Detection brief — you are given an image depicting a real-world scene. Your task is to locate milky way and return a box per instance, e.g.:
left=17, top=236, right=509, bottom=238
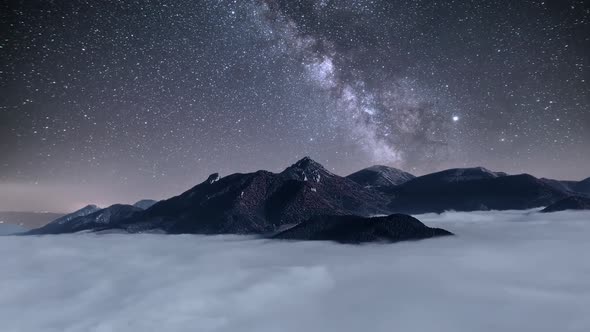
left=1, top=0, right=588, bottom=211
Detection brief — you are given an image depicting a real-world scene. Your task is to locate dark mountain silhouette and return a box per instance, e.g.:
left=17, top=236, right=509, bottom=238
left=404, top=167, right=507, bottom=185
left=273, top=214, right=453, bottom=244
left=388, top=168, right=568, bottom=213
left=26, top=204, right=141, bottom=235
left=541, top=196, right=590, bottom=213
left=25, top=158, right=586, bottom=239
left=47, top=204, right=100, bottom=225
left=121, top=157, right=392, bottom=234
left=540, top=178, right=577, bottom=192
left=540, top=178, right=590, bottom=197
left=346, top=165, right=415, bottom=189
left=572, top=178, right=590, bottom=195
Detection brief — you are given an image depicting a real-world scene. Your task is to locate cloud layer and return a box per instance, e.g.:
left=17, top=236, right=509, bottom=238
left=1, top=209, right=590, bottom=331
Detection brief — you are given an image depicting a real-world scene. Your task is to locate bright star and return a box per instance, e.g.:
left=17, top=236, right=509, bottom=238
left=452, top=116, right=459, bottom=122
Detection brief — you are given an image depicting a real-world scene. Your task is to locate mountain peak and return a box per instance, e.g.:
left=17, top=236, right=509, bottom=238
left=281, top=157, right=330, bottom=182
left=205, top=173, right=221, bottom=184
left=292, top=156, right=325, bottom=170
left=44, top=204, right=101, bottom=226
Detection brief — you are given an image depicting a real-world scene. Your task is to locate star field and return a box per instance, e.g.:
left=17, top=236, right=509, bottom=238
left=1, top=0, right=588, bottom=211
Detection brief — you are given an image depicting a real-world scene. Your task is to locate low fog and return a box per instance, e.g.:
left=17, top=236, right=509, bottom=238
left=1, top=209, right=589, bottom=332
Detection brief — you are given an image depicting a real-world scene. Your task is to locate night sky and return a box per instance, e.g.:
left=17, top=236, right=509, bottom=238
left=1, top=0, right=588, bottom=212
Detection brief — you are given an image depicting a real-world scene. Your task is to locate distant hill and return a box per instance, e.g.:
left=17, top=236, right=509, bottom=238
left=388, top=169, right=568, bottom=214
left=542, top=196, right=590, bottom=213
left=346, top=165, right=415, bottom=189
left=26, top=204, right=141, bottom=235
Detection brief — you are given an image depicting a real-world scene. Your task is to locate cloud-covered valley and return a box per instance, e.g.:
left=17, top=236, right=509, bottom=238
left=1, top=209, right=590, bottom=332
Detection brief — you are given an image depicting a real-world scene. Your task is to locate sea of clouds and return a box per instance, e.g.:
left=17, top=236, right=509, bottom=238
left=1, top=209, right=590, bottom=332
left=0, top=223, right=27, bottom=236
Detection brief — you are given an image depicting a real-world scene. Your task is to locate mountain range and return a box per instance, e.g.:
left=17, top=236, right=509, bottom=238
left=22, top=157, right=589, bottom=242
left=385, top=168, right=572, bottom=213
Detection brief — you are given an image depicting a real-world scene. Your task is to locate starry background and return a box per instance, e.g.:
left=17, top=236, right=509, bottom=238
left=1, top=0, right=588, bottom=211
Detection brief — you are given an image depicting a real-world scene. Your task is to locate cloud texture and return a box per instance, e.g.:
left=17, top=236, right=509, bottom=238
left=1, top=209, right=590, bottom=332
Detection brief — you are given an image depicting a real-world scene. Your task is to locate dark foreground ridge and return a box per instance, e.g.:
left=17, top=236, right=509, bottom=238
left=541, top=196, right=590, bottom=213
left=274, top=214, right=453, bottom=244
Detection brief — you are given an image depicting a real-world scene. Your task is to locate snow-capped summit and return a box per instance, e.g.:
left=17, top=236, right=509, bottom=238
left=291, top=156, right=324, bottom=170
left=281, top=156, right=332, bottom=182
